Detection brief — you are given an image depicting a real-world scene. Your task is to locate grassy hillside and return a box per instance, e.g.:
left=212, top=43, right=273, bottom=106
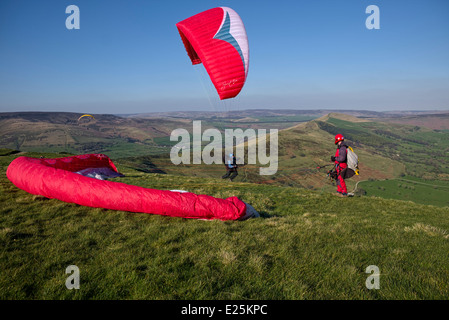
left=359, top=176, right=449, bottom=207
left=269, top=113, right=449, bottom=207
left=0, top=112, right=189, bottom=158
left=1, top=110, right=448, bottom=207
left=315, top=115, right=449, bottom=179
left=379, top=113, right=449, bottom=130
left=146, top=112, right=411, bottom=195
left=274, top=118, right=406, bottom=189
left=0, top=111, right=319, bottom=158
left=1, top=152, right=449, bottom=300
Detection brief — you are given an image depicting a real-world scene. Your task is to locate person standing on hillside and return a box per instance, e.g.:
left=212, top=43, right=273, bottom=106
left=222, top=153, right=238, bottom=181
left=331, top=134, right=348, bottom=197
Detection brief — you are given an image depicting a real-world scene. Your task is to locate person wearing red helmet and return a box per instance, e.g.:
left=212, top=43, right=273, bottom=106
left=331, top=134, right=348, bottom=197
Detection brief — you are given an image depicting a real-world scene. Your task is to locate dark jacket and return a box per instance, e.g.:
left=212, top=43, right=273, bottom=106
left=224, top=155, right=237, bottom=171
left=334, top=142, right=348, bottom=169
left=335, top=142, right=356, bottom=179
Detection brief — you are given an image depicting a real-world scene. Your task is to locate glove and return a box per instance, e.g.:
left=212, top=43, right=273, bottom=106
left=331, top=156, right=336, bottom=162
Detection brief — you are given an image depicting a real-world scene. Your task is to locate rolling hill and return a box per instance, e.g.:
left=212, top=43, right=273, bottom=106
left=1, top=110, right=449, bottom=206
left=0, top=112, right=189, bottom=158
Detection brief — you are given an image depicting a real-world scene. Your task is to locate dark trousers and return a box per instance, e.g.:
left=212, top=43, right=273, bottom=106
left=222, top=169, right=238, bottom=181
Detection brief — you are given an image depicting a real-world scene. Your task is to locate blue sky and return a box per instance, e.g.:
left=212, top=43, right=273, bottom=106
left=0, top=0, right=448, bottom=114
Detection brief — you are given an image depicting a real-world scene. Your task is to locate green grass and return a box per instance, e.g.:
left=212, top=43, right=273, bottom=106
left=1, top=152, right=449, bottom=299
left=360, top=176, right=449, bottom=207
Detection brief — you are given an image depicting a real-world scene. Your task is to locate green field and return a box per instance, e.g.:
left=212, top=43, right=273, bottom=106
left=360, top=176, right=449, bottom=207
left=1, top=152, right=449, bottom=300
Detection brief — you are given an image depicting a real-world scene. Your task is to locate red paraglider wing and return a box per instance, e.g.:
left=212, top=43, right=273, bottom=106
left=176, top=7, right=249, bottom=100
left=6, top=154, right=247, bottom=221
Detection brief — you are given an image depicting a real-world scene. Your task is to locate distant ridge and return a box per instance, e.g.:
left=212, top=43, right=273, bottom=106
left=314, top=113, right=370, bottom=123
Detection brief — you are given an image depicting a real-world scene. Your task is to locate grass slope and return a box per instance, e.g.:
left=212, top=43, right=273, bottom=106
left=360, top=176, right=449, bottom=207
left=318, top=116, right=449, bottom=179
left=276, top=114, right=449, bottom=206
left=1, top=152, right=448, bottom=299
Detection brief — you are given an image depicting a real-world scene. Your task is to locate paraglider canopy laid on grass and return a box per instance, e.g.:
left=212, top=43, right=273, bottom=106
left=6, top=154, right=259, bottom=221
left=176, top=7, right=249, bottom=100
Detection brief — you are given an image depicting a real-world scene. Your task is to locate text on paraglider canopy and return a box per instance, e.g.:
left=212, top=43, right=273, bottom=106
left=170, top=121, right=278, bottom=175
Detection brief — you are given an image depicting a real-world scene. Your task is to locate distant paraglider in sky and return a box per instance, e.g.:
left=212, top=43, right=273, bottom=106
left=176, top=7, right=249, bottom=100
left=78, top=114, right=95, bottom=122
left=77, top=114, right=96, bottom=130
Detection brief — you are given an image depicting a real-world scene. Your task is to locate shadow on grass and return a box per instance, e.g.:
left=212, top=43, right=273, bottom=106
left=0, top=149, right=21, bottom=156
left=256, top=211, right=277, bottom=219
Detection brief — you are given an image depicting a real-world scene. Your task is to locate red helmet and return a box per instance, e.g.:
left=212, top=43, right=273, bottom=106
left=335, top=134, right=344, bottom=144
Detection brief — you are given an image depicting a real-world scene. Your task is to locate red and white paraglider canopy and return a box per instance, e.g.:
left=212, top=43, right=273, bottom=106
left=176, top=7, right=249, bottom=100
